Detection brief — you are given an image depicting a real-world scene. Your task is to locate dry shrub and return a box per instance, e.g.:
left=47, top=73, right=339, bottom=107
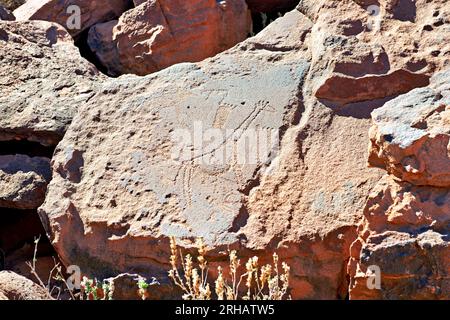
left=168, top=237, right=291, bottom=300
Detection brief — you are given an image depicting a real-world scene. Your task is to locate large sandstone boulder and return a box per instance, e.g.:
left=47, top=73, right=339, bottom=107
left=40, top=9, right=314, bottom=297
left=87, top=0, right=252, bottom=76
left=38, top=0, right=450, bottom=300
left=13, top=0, right=131, bottom=37
left=0, top=271, right=53, bottom=300
left=369, top=70, right=450, bottom=187
left=308, top=0, right=449, bottom=105
left=242, top=0, right=448, bottom=298
left=0, top=21, right=102, bottom=146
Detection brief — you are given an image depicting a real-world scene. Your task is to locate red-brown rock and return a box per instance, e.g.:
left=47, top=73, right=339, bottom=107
left=87, top=0, right=252, bottom=76
left=348, top=175, right=449, bottom=299
left=13, top=0, right=131, bottom=37
left=0, top=271, right=53, bottom=300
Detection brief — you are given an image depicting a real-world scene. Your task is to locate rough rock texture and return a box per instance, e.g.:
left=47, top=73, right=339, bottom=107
left=308, top=0, right=450, bottom=106
left=348, top=175, right=449, bottom=299
left=40, top=9, right=314, bottom=297
left=13, top=0, right=131, bottom=37
left=348, top=70, right=449, bottom=300
left=38, top=0, right=450, bottom=300
left=0, top=21, right=102, bottom=278
left=369, top=70, right=450, bottom=187
left=0, top=21, right=102, bottom=146
left=0, top=271, right=53, bottom=300
left=0, top=292, right=7, bottom=300
left=246, top=0, right=299, bottom=13
left=0, top=155, right=51, bottom=209
left=0, top=4, right=14, bottom=20
left=87, top=0, right=252, bottom=76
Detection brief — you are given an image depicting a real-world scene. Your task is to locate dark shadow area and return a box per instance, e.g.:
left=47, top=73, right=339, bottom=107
left=319, top=95, right=402, bottom=119
left=246, top=0, right=299, bottom=13
left=250, top=0, right=299, bottom=36
left=0, top=208, right=51, bottom=256
left=0, top=140, right=55, bottom=158
left=251, top=11, right=285, bottom=35
left=71, top=0, right=135, bottom=77
left=392, top=0, right=416, bottom=22
left=74, top=27, right=111, bottom=77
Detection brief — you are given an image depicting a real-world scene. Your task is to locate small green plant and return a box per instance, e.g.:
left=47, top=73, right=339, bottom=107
left=80, top=277, right=112, bottom=300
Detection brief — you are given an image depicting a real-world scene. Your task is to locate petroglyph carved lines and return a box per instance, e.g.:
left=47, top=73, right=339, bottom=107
left=212, top=103, right=236, bottom=129
left=182, top=164, right=193, bottom=208
left=218, top=191, right=241, bottom=215
left=236, top=100, right=276, bottom=133
left=174, top=163, right=194, bottom=208
left=201, top=88, right=229, bottom=104
left=191, top=100, right=275, bottom=162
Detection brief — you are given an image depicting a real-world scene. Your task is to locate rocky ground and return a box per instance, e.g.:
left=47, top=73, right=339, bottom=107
left=0, top=0, right=448, bottom=300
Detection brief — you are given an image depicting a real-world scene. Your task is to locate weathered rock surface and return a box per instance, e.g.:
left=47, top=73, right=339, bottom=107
left=87, top=0, right=252, bottom=76
left=0, top=5, right=14, bottom=20
left=347, top=30, right=450, bottom=298
left=369, top=70, right=450, bottom=187
left=0, top=155, right=51, bottom=209
left=308, top=0, right=449, bottom=105
left=37, top=0, right=450, bottom=300
left=13, top=0, right=131, bottom=37
left=348, top=175, right=449, bottom=299
left=0, top=21, right=102, bottom=146
left=0, top=21, right=102, bottom=277
left=40, top=9, right=313, bottom=297
left=0, top=270, right=53, bottom=300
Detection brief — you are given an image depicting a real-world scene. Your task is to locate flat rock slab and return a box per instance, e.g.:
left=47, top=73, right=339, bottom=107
left=39, top=10, right=312, bottom=296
